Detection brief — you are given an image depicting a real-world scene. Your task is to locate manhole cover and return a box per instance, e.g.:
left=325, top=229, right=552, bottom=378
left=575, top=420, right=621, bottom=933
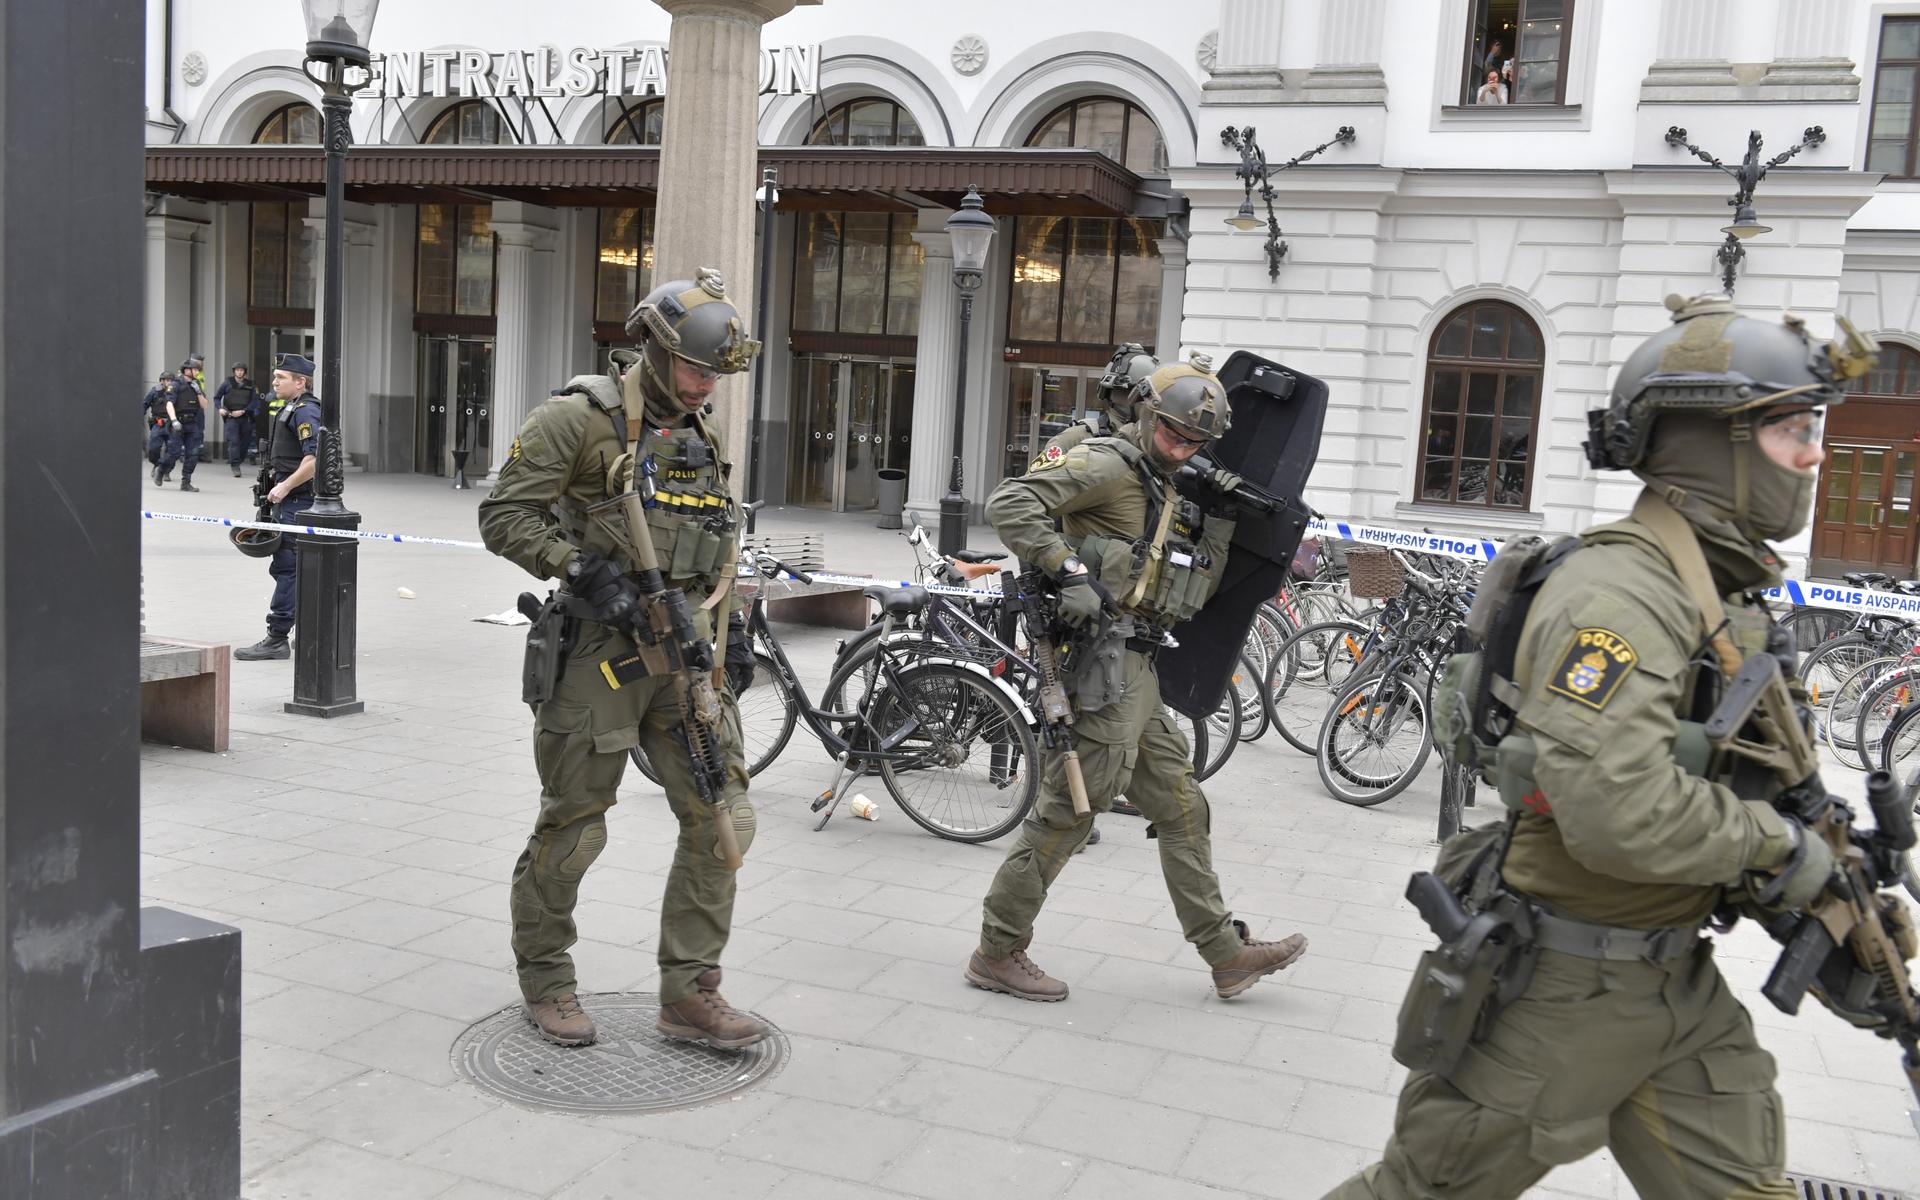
left=451, top=991, right=788, bottom=1114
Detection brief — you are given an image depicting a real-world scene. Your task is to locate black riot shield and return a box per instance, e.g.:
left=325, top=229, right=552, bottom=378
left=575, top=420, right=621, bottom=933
left=1158, top=351, right=1327, bottom=719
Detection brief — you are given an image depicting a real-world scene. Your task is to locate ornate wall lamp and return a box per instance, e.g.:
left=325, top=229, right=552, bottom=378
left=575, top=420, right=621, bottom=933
left=1220, top=124, right=1356, bottom=280
left=1664, top=125, right=1826, bottom=295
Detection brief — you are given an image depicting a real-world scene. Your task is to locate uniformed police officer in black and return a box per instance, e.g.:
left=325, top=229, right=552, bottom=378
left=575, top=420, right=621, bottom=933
left=145, top=370, right=176, bottom=480
left=215, top=362, right=259, bottom=476
left=235, top=353, right=324, bottom=662
left=156, top=360, right=206, bottom=490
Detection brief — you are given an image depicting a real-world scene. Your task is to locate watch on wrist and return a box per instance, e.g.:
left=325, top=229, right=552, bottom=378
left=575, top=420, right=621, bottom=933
left=1059, top=555, right=1085, bottom=576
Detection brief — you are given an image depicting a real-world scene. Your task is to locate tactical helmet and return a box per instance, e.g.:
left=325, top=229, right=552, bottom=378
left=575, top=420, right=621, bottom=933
left=1585, top=293, right=1877, bottom=472
left=1132, top=354, right=1230, bottom=473
left=623, top=268, right=761, bottom=404
left=1097, top=342, right=1159, bottom=421
left=230, top=526, right=280, bottom=558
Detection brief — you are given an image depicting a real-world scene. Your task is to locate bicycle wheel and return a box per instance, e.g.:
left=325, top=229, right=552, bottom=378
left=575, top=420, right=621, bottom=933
left=1266, top=619, right=1371, bottom=756
left=1854, top=666, right=1920, bottom=774
left=1166, top=707, right=1212, bottom=779
left=1316, top=667, right=1433, bottom=807
left=875, top=662, right=1039, bottom=842
left=1293, top=584, right=1361, bottom=627
left=1777, top=606, right=1856, bottom=659
left=1880, top=697, right=1920, bottom=773
left=1243, top=602, right=1291, bottom=681
left=627, top=651, right=798, bottom=783
left=1229, top=650, right=1269, bottom=743
left=1824, top=655, right=1899, bottom=770
left=1803, top=634, right=1882, bottom=720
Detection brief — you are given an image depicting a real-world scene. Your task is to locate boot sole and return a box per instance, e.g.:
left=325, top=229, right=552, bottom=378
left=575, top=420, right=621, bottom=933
left=655, top=1021, right=767, bottom=1051
left=963, top=964, right=1068, bottom=1002
left=522, top=1009, right=596, bottom=1047
left=1213, top=940, right=1309, bottom=999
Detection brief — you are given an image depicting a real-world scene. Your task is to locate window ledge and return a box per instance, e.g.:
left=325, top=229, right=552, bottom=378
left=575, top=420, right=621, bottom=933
left=1391, top=501, right=1546, bottom=533
left=1433, top=103, right=1586, bottom=133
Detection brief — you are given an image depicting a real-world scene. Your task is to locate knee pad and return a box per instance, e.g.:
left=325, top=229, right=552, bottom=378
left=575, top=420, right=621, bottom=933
left=552, top=815, right=607, bottom=883
left=718, top=799, right=756, bottom=861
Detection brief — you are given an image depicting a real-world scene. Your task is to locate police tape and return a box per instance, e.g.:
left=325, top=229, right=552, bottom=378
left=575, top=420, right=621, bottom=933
left=1307, top=514, right=1920, bottom=620
left=141, top=510, right=489, bottom=550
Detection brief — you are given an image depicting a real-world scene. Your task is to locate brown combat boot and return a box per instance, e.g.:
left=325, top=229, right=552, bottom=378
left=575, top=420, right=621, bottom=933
left=656, top=969, right=770, bottom=1051
left=524, top=992, right=597, bottom=1046
left=964, top=935, right=1068, bottom=1002
left=1212, top=919, right=1309, bottom=999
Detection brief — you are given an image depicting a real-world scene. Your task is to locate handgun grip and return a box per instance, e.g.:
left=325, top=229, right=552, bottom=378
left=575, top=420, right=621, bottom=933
left=1406, top=871, right=1472, bottom=943
left=1064, top=751, right=1090, bottom=817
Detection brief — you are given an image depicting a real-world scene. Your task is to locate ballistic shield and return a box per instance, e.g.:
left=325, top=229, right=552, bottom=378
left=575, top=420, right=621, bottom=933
left=1156, top=351, right=1327, bottom=719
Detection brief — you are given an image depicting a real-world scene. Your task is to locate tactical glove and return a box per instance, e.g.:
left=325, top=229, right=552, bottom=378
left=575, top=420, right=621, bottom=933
left=1209, top=468, right=1245, bottom=495
left=1056, top=572, right=1109, bottom=630
left=1754, top=817, right=1838, bottom=911
left=170, top=419, right=183, bottom=433
left=568, top=552, right=641, bottom=625
left=724, top=612, right=755, bottom=693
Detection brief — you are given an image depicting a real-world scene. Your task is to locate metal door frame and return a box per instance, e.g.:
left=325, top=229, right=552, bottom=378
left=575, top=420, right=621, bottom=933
left=416, top=333, right=492, bottom=476
left=793, top=352, right=913, bottom=512
left=1004, top=363, right=1096, bottom=477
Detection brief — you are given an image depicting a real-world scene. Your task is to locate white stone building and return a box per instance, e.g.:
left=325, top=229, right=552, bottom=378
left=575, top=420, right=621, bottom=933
left=144, top=0, right=1920, bottom=577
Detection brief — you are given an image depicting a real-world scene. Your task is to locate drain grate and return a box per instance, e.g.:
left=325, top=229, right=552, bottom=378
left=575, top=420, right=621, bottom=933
left=451, top=992, right=788, bottom=1115
left=1785, top=1173, right=1910, bottom=1200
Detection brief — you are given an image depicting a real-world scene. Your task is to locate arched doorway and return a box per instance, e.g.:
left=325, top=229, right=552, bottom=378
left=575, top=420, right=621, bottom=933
left=1812, top=343, right=1920, bottom=578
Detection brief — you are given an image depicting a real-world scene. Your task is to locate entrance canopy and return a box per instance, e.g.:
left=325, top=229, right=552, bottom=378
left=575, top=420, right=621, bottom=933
left=145, top=144, right=1160, bottom=217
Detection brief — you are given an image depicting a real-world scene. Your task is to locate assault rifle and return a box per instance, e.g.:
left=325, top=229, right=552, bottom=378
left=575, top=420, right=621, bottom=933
left=608, top=373, right=742, bottom=871
left=249, top=459, right=275, bottom=522
left=1705, top=652, right=1920, bottom=1108
left=1012, top=570, right=1092, bottom=817
left=1174, top=453, right=1279, bottom=514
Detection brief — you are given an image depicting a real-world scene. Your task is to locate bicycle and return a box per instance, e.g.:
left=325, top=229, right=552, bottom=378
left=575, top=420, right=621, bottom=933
left=636, top=550, right=1041, bottom=843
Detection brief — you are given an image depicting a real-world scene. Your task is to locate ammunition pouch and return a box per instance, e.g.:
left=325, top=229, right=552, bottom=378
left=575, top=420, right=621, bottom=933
left=1062, top=619, right=1130, bottom=714
left=520, top=591, right=574, bottom=710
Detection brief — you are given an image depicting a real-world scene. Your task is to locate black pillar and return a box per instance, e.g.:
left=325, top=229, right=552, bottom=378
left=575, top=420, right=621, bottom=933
left=288, top=86, right=364, bottom=718
left=0, top=0, right=236, bottom=1195
left=937, top=286, right=978, bottom=557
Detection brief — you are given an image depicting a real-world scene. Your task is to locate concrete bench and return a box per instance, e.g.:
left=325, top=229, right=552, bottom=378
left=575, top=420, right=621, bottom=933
left=140, top=637, right=230, bottom=753
left=742, top=574, right=874, bottom=630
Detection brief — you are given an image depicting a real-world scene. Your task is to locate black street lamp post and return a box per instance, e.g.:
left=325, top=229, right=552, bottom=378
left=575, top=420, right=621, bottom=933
left=746, top=166, right=778, bottom=537
left=1221, top=124, right=1356, bottom=279
left=939, top=186, right=996, bottom=558
left=292, top=0, right=379, bottom=718
left=1664, top=125, right=1826, bottom=295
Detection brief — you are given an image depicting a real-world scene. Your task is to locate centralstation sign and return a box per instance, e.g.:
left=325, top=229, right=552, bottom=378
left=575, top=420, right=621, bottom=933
left=368, top=44, right=822, bottom=99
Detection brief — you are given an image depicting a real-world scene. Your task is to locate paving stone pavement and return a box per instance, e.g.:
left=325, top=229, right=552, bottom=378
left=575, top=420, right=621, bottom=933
left=137, top=471, right=1920, bottom=1198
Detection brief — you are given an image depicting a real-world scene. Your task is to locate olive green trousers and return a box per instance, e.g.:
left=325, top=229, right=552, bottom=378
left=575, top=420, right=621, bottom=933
left=512, top=622, right=754, bottom=1006
left=1325, top=941, right=1793, bottom=1200
left=979, top=649, right=1243, bottom=967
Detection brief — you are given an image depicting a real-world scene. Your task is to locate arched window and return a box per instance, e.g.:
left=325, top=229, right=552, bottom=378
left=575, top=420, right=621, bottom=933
left=248, top=104, right=319, bottom=318
left=1417, top=301, right=1544, bottom=510
left=1026, top=96, right=1166, bottom=175
left=1847, top=343, right=1920, bottom=399
left=807, top=97, right=924, bottom=147
left=605, top=98, right=665, bottom=145
left=255, top=102, right=320, bottom=144
left=424, top=100, right=505, bottom=146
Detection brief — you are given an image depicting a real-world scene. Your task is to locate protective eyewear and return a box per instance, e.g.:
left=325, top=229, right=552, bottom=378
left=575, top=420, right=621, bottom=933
left=1757, top=407, right=1825, bottom=447
left=675, top=356, right=723, bottom=383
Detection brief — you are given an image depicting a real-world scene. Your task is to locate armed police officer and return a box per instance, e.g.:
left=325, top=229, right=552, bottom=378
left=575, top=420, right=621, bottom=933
left=216, top=362, right=259, bottom=476
left=479, top=270, right=765, bottom=1051
left=1327, top=295, right=1881, bottom=1199
left=1035, top=342, right=1158, bottom=464
left=966, top=357, right=1309, bottom=1002
left=234, top=354, right=323, bottom=662
left=155, top=359, right=206, bottom=491
left=144, top=370, right=176, bottom=480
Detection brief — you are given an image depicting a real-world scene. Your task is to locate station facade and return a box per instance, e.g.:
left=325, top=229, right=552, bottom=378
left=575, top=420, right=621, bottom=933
left=144, top=0, right=1920, bottom=576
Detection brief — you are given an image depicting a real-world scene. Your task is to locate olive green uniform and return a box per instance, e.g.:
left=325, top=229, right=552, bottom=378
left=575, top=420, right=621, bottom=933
left=978, top=430, right=1246, bottom=966
left=1328, top=497, right=1800, bottom=1200
left=478, top=374, right=753, bottom=1007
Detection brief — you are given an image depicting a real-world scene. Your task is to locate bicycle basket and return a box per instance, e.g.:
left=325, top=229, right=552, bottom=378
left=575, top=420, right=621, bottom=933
left=1344, top=548, right=1406, bottom=600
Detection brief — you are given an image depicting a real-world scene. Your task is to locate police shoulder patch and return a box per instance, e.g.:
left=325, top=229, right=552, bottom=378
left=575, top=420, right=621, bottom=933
left=1545, top=627, right=1638, bottom=711
left=297, top=422, right=313, bottom=439
left=1031, top=445, right=1069, bottom=471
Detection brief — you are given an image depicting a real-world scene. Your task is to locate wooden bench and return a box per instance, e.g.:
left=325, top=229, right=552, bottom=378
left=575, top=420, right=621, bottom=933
left=140, top=637, right=230, bottom=753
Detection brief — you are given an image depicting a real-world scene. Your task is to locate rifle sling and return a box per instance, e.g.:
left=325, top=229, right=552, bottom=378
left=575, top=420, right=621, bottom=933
left=1631, top=491, right=1743, bottom=679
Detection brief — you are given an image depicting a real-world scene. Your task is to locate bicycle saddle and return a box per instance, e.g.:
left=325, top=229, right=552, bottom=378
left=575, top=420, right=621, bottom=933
left=951, top=550, right=1008, bottom=563
left=950, top=560, right=1002, bottom=580
left=1897, top=579, right=1920, bottom=596
left=1845, top=571, right=1896, bottom=588
left=864, top=584, right=930, bottom=616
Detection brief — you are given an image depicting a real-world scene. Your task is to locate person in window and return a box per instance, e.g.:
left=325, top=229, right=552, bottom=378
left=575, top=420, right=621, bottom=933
left=1504, top=58, right=1518, bottom=101
left=1481, top=38, right=1506, bottom=81
left=1476, top=69, right=1506, bottom=104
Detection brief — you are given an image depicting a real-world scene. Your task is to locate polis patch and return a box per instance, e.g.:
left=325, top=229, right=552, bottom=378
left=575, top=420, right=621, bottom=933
left=1545, top=627, right=1638, bottom=710
left=297, top=421, right=314, bottom=439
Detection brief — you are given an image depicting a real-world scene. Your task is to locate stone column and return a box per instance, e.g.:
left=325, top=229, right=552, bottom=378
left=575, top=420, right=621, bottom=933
left=905, top=215, right=957, bottom=526
left=1766, top=0, right=1860, bottom=95
left=649, top=0, right=808, bottom=500
left=144, top=197, right=209, bottom=379
left=1203, top=0, right=1285, bottom=94
left=487, top=201, right=561, bottom=477
left=1641, top=0, right=1738, bottom=96
left=1153, top=235, right=1189, bottom=360
left=303, top=199, right=378, bottom=461
left=1303, top=0, right=1387, bottom=102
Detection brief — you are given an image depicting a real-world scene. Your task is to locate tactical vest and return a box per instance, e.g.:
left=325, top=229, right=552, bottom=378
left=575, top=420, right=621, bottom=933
left=549, top=374, right=737, bottom=593
left=1063, top=437, right=1217, bottom=627
left=172, top=379, right=203, bottom=424
left=268, top=398, right=316, bottom=491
